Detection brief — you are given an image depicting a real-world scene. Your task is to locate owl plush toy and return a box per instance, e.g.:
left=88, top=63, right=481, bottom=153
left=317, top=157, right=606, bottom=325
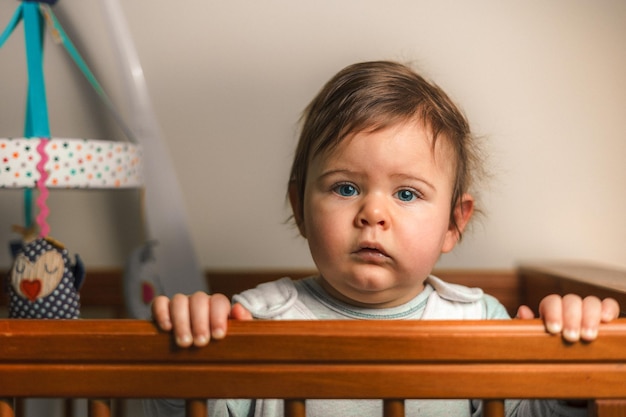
left=8, top=237, right=85, bottom=319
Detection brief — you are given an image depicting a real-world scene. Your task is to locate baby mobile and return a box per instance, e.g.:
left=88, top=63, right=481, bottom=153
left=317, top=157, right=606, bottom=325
left=0, top=0, right=143, bottom=318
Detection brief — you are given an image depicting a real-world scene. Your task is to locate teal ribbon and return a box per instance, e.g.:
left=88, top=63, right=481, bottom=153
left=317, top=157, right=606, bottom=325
left=23, top=2, right=50, bottom=139
left=42, top=5, right=137, bottom=143
left=0, top=5, right=23, bottom=48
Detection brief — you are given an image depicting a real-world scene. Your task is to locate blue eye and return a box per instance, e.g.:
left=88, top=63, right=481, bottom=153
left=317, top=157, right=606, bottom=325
left=334, top=183, right=358, bottom=197
left=396, top=189, right=417, bottom=202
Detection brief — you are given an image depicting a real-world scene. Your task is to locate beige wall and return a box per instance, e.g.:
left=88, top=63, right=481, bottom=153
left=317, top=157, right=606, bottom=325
left=0, top=1, right=624, bottom=271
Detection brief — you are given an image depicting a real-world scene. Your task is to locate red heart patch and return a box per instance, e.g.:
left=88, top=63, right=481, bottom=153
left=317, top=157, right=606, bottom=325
left=20, top=280, right=42, bottom=302
left=141, top=281, right=156, bottom=304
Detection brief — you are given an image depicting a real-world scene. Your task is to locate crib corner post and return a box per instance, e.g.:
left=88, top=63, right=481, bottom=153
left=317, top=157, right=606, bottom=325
left=592, top=399, right=626, bottom=417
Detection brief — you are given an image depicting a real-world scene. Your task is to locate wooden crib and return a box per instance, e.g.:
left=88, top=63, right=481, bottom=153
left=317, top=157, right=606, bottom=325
left=1, top=318, right=626, bottom=417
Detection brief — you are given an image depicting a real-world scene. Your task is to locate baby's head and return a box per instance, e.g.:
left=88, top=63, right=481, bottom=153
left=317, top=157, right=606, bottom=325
left=289, top=60, right=481, bottom=237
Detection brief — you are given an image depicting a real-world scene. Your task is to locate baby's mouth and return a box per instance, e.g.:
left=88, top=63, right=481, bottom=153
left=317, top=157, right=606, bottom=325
left=358, top=247, right=385, bottom=255
left=353, top=244, right=390, bottom=261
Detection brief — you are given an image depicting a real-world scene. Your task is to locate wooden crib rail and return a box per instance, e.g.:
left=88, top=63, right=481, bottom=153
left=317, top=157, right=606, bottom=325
left=1, top=318, right=626, bottom=417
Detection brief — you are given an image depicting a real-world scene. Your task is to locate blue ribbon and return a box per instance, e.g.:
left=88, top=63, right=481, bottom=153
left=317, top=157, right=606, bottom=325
left=23, top=2, right=50, bottom=139
left=0, top=3, right=51, bottom=227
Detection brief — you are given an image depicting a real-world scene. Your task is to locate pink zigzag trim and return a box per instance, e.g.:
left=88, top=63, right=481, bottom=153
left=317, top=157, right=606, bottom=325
left=36, top=138, right=50, bottom=238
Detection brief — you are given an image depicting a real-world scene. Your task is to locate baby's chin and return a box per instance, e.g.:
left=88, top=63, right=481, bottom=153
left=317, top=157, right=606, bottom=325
left=317, top=274, right=425, bottom=309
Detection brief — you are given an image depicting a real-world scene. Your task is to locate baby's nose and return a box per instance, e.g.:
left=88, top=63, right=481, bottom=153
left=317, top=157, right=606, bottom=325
left=355, top=196, right=390, bottom=228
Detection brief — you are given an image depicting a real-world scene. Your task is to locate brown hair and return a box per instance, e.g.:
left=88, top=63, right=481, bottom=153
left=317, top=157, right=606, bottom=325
left=289, top=61, right=483, bottom=236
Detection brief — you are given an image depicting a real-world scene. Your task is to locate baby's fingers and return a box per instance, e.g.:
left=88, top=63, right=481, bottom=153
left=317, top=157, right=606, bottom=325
left=600, top=297, right=620, bottom=322
left=538, top=294, right=620, bottom=343
left=538, top=294, right=565, bottom=336
left=230, top=302, right=254, bottom=321
left=559, top=294, right=583, bottom=342
left=184, top=292, right=231, bottom=346
left=539, top=293, right=585, bottom=341
left=207, top=293, right=233, bottom=341
left=189, top=291, right=211, bottom=346
left=170, top=293, right=194, bottom=347
left=152, top=295, right=174, bottom=331
left=579, top=296, right=602, bottom=342
left=515, top=304, right=535, bottom=320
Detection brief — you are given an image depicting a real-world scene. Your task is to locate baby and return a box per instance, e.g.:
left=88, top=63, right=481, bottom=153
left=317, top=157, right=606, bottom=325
left=148, top=61, right=619, bottom=417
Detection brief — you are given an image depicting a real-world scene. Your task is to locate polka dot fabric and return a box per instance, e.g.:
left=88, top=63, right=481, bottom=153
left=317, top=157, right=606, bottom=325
left=8, top=239, right=81, bottom=319
left=0, top=138, right=143, bottom=188
left=9, top=275, right=80, bottom=319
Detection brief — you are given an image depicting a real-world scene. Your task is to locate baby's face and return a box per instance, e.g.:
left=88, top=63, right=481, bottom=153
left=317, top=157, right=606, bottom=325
left=299, top=120, right=461, bottom=308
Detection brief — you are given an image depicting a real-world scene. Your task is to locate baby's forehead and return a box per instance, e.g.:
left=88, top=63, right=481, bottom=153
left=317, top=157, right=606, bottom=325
left=325, top=120, right=457, bottom=165
left=312, top=121, right=458, bottom=181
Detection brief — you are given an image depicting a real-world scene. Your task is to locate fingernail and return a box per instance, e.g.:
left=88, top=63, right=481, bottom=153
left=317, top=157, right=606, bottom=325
left=212, top=328, right=225, bottom=340
left=581, top=327, right=598, bottom=341
left=563, top=328, right=580, bottom=342
left=546, top=322, right=562, bottom=334
left=177, top=334, right=193, bottom=346
left=195, top=335, right=208, bottom=346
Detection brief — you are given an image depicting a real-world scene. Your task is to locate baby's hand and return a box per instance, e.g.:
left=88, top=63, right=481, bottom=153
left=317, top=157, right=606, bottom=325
left=152, top=292, right=253, bottom=347
left=516, top=294, right=620, bottom=342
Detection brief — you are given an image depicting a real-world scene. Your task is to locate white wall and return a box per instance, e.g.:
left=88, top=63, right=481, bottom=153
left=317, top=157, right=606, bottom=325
left=0, top=1, right=624, bottom=271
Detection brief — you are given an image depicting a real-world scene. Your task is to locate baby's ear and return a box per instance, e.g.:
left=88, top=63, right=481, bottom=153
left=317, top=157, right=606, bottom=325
left=288, top=181, right=306, bottom=238
left=442, top=193, right=474, bottom=253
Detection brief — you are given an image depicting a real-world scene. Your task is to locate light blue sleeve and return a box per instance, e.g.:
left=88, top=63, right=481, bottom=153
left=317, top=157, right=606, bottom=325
left=483, top=293, right=512, bottom=319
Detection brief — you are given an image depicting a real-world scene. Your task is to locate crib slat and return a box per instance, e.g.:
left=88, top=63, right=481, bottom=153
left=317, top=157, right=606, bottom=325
left=186, top=399, right=207, bottom=417
left=88, top=399, right=111, bottom=417
left=284, top=399, right=306, bottom=417
left=65, top=399, right=74, bottom=417
left=483, top=399, right=505, bottom=417
left=383, top=399, right=405, bottom=417
left=15, top=399, right=23, bottom=417
left=0, top=398, right=14, bottom=417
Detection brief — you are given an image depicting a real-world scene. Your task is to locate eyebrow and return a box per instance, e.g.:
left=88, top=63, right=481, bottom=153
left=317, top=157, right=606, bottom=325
left=390, top=173, right=436, bottom=192
left=317, top=168, right=354, bottom=178
left=313, top=169, right=360, bottom=185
